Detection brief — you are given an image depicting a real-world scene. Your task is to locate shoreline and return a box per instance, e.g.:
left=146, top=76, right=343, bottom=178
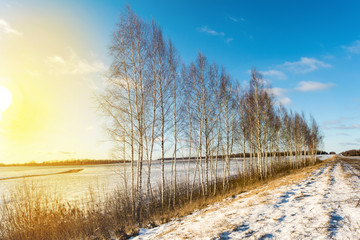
left=0, top=168, right=84, bottom=181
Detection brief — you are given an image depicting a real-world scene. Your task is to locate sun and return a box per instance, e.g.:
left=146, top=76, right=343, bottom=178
left=0, top=86, right=12, bottom=115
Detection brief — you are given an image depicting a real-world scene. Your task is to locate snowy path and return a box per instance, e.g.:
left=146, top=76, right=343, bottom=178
left=134, top=159, right=360, bottom=239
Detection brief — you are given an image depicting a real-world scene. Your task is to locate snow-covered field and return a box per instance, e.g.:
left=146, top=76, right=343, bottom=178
left=0, top=160, right=245, bottom=205
left=134, top=158, right=360, bottom=239
left=317, top=154, right=335, bottom=161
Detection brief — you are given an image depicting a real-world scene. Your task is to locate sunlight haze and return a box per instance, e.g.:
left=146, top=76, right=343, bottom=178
left=1, top=0, right=359, bottom=163
left=0, top=86, right=12, bottom=113
left=0, top=2, right=359, bottom=239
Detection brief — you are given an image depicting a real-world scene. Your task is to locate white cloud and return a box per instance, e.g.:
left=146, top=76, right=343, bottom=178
left=269, top=87, right=288, bottom=97
left=340, top=142, right=360, bottom=146
left=260, top=70, right=287, bottom=80
left=229, top=16, right=238, bottom=22
left=342, top=40, right=360, bottom=54
left=228, top=16, right=245, bottom=23
left=279, top=97, right=291, bottom=105
left=281, top=57, right=331, bottom=74
left=199, top=26, right=224, bottom=36
left=322, top=116, right=360, bottom=130
left=323, top=116, right=356, bottom=126
left=46, top=50, right=106, bottom=75
left=47, top=56, right=66, bottom=65
left=199, top=26, right=234, bottom=43
left=334, top=124, right=360, bottom=130
left=0, top=19, right=22, bottom=36
left=266, top=87, right=291, bottom=105
left=226, top=37, right=234, bottom=43
left=295, top=81, right=335, bottom=92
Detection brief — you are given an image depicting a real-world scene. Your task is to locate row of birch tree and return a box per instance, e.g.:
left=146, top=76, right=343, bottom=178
left=99, top=7, right=323, bottom=221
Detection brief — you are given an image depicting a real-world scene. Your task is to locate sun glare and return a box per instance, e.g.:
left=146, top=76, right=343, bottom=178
left=0, top=86, right=12, bottom=116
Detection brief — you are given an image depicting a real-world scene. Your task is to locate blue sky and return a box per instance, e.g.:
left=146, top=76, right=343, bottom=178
left=0, top=0, right=359, bottom=162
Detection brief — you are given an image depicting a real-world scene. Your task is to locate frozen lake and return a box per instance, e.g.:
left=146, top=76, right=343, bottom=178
left=0, top=155, right=331, bottom=205
left=0, top=159, right=246, bottom=205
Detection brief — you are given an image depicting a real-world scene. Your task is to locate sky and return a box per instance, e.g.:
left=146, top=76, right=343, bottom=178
left=0, top=0, right=359, bottom=163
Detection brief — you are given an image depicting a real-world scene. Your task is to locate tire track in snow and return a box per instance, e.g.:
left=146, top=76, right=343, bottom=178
left=323, top=161, right=360, bottom=239
left=134, top=161, right=360, bottom=239
left=219, top=164, right=332, bottom=239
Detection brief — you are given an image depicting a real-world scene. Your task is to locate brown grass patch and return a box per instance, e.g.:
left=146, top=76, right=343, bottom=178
left=343, top=172, right=353, bottom=179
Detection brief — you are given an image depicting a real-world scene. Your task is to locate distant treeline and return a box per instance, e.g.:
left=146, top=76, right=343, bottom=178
left=341, top=149, right=360, bottom=157
left=0, top=159, right=130, bottom=167
left=160, top=150, right=328, bottom=161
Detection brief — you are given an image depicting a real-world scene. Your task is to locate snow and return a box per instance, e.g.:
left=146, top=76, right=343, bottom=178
left=317, top=154, right=335, bottom=161
left=133, top=159, right=360, bottom=239
left=0, top=161, right=244, bottom=206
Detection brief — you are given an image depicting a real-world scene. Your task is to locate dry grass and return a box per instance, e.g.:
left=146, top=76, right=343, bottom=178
left=0, top=181, right=137, bottom=240
left=245, top=199, right=256, bottom=207
left=0, top=181, right=88, bottom=240
left=0, top=157, right=327, bottom=239
left=338, top=162, right=355, bottom=180
left=343, top=172, right=353, bottom=179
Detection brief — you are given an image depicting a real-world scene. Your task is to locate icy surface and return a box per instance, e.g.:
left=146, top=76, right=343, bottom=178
left=317, top=155, right=335, bottom=161
left=134, top=160, right=360, bottom=239
left=0, top=160, right=246, bottom=205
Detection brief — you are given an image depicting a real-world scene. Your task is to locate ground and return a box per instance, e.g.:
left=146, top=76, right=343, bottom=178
left=133, top=157, right=360, bottom=239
